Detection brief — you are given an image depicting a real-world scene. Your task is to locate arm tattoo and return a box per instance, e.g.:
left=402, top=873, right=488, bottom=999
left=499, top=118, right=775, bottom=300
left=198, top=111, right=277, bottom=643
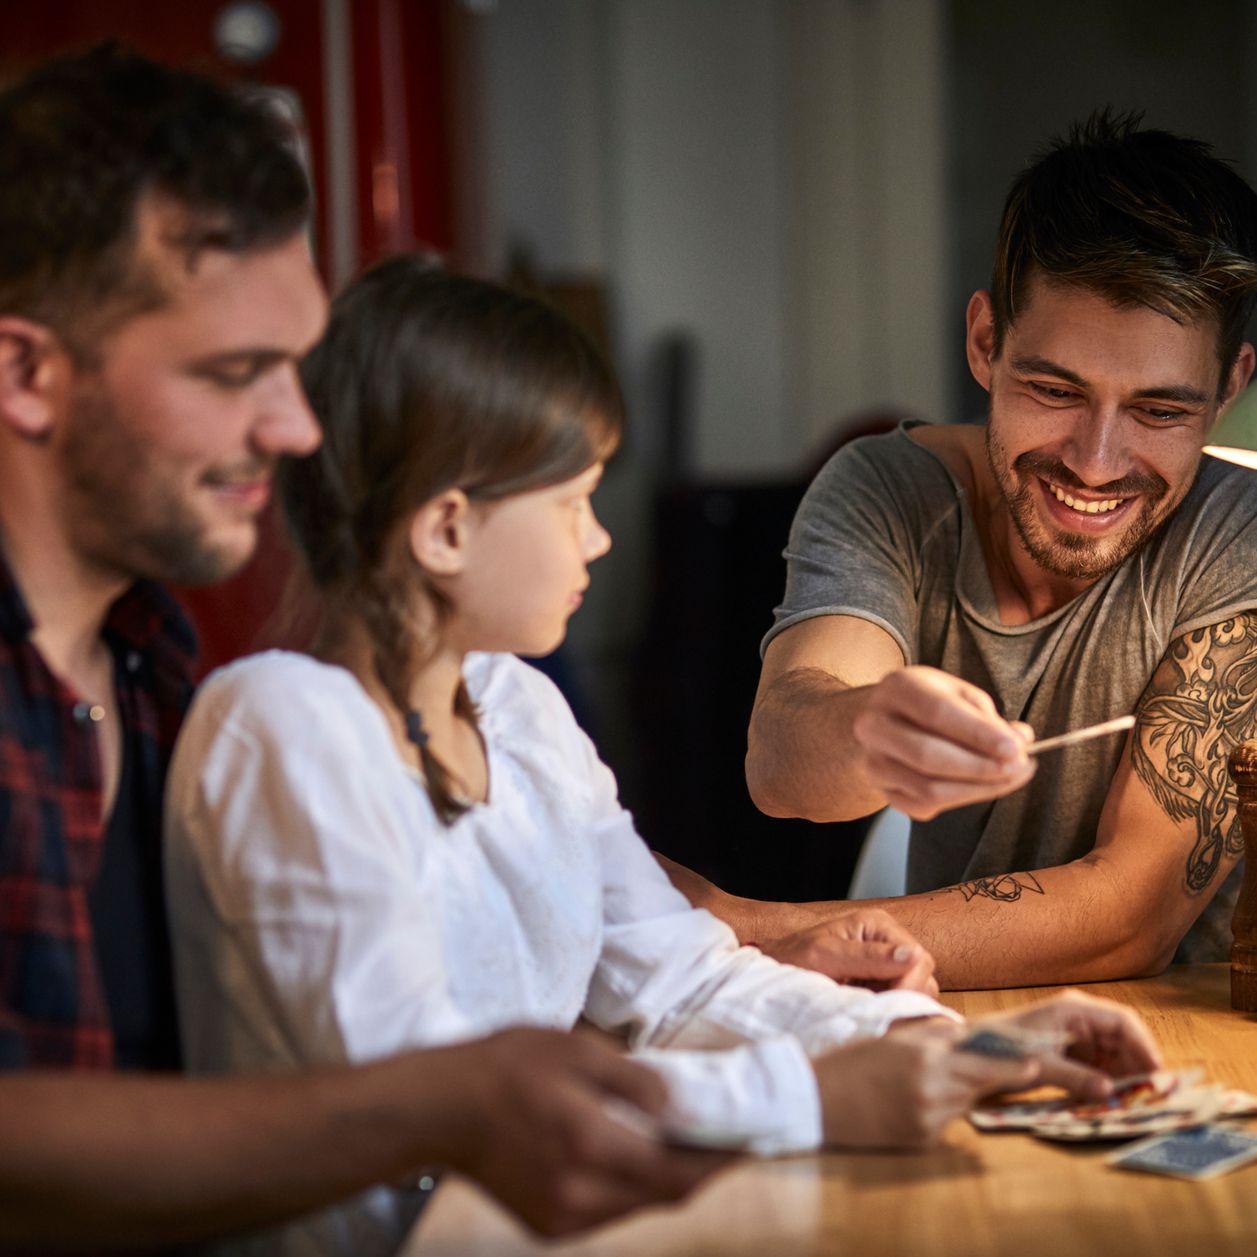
left=948, top=872, right=1045, bottom=903
left=1131, top=614, right=1257, bottom=895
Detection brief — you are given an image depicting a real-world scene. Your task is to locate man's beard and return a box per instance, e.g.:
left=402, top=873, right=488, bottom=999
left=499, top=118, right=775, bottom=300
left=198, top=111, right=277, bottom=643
left=61, top=384, right=262, bottom=587
left=984, top=421, right=1176, bottom=583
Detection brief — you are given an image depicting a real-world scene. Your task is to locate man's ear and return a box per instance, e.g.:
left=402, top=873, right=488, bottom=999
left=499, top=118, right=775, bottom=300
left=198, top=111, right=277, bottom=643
left=965, top=290, right=998, bottom=392
left=1219, top=341, right=1256, bottom=411
left=0, top=317, right=66, bottom=441
left=408, top=489, right=472, bottom=576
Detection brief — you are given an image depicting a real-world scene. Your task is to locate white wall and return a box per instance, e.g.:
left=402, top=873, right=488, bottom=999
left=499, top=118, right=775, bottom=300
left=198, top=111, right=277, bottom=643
left=609, top=0, right=794, bottom=477
left=461, top=0, right=952, bottom=479
left=456, top=0, right=952, bottom=651
left=787, top=0, right=950, bottom=449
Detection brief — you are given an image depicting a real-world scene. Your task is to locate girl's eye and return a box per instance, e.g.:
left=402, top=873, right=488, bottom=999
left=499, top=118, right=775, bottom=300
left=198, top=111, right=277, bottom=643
left=211, top=370, right=259, bottom=389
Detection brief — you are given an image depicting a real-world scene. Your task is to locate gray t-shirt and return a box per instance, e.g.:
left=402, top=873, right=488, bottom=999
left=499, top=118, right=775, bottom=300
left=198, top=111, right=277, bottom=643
left=765, top=422, right=1257, bottom=961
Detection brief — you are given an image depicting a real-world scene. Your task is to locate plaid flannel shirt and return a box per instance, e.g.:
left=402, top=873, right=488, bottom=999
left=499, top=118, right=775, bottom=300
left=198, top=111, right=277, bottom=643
left=0, top=549, right=195, bottom=1069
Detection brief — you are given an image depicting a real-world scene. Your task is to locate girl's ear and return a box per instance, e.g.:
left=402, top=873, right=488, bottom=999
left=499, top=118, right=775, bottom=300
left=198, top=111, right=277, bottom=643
left=0, top=317, right=67, bottom=442
left=408, top=488, right=471, bottom=576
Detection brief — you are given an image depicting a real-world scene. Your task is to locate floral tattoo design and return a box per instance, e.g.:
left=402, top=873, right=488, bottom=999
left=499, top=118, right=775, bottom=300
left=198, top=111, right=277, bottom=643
left=1132, top=614, right=1257, bottom=895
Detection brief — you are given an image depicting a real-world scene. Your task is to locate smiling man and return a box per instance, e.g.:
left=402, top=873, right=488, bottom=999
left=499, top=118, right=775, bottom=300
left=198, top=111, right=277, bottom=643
left=671, top=112, right=1257, bottom=989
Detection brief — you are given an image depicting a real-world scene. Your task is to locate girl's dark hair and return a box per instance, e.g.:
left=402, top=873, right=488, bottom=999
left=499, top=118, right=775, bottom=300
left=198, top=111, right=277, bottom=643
left=281, top=255, right=623, bottom=822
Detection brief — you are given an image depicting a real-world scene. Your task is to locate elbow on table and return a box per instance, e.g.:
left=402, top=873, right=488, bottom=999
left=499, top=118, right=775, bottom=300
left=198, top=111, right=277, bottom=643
left=1091, top=928, right=1181, bottom=982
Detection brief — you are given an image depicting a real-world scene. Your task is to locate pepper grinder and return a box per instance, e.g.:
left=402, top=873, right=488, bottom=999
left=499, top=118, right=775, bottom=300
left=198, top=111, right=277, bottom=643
left=1230, top=742, right=1257, bottom=1011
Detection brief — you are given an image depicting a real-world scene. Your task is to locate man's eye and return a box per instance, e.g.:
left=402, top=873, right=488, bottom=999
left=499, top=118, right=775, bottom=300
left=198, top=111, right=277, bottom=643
left=1028, top=381, right=1076, bottom=402
left=1139, top=407, right=1187, bottom=423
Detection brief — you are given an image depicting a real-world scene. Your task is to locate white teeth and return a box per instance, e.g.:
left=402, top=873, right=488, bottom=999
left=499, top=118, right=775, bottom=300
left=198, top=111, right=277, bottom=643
left=1049, top=484, right=1123, bottom=514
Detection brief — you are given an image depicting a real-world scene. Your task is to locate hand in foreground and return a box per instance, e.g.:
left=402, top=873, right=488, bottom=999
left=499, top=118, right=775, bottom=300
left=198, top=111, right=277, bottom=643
left=853, top=667, right=1036, bottom=820
left=443, top=1028, right=726, bottom=1237
left=972, top=990, right=1164, bottom=1102
left=813, top=1018, right=1038, bottom=1149
left=760, top=907, right=938, bottom=997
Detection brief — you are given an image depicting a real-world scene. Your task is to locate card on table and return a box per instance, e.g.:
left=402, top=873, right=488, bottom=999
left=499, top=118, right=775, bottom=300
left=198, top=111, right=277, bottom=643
left=1106, top=1124, right=1257, bottom=1180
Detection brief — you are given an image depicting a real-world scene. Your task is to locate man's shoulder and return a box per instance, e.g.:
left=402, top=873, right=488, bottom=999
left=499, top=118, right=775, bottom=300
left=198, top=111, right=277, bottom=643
left=1166, top=455, right=1257, bottom=547
left=810, top=421, right=963, bottom=504
left=902, top=420, right=985, bottom=493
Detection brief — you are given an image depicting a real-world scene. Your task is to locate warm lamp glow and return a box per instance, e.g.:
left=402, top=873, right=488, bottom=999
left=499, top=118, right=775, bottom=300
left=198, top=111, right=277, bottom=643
left=1203, top=383, right=1257, bottom=469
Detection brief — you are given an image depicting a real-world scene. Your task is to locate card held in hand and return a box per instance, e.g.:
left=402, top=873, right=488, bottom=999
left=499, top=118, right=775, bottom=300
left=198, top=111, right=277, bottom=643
left=957, top=1023, right=1071, bottom=1060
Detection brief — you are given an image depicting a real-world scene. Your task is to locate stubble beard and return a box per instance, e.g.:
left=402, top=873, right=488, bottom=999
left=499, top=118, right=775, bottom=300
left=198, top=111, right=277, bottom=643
left=984, top=420, right=1176, bottom=584
left=61, top=384, right=257, bottom=588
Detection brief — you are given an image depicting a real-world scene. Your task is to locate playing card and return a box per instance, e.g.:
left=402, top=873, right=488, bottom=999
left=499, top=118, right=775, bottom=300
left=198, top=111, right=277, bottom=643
left=1217, top=1089, right=1257, bottom=1118
left=661, top=1123, right=755, bottom=1151
left=969, top=1069, right=1216, bottom=1141
left=968, top=1098, right=1071, bottom=1131
left=957, top=1023, right=1071, bottom=1059
left=601, top=1098, right=754, bottom=1151
left=1106, top=1124, right=1257, bottom=1180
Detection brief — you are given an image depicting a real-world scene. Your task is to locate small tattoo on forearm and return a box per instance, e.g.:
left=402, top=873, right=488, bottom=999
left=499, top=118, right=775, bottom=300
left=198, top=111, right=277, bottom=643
left=1132, top=614, right=1257, bottom=895
left=950, top=872, right=1046, bottom=903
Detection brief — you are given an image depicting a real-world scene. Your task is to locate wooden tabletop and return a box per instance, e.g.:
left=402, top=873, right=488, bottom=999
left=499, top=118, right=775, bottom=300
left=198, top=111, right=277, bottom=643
left=406, top=964, right=1257, bottom=1256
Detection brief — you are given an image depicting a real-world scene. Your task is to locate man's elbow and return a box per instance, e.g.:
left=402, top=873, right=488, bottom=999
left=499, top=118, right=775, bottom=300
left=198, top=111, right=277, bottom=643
left=1094, top=921, right=1182, bottom=981
left=744, top=750, right=860, bottom=823
left=745, top=749, right=798, bottom=818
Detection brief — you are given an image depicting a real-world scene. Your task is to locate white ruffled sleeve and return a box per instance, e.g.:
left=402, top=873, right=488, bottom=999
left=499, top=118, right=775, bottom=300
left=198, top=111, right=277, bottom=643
left=165, top=656, right=485, bottom=1069
left=563, top=724, right=954, bottom=1152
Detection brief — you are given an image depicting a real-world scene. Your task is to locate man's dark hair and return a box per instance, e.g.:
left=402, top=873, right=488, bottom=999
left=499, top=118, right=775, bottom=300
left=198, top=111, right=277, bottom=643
left=0, top=43, right=311, bottom=356
left=992, top=109, right=1257, bottom=388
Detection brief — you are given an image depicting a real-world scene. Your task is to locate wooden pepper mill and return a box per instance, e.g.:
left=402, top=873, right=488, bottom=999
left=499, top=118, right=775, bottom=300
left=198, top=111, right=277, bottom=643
left=1230, top=742, right=1257, bottom=1011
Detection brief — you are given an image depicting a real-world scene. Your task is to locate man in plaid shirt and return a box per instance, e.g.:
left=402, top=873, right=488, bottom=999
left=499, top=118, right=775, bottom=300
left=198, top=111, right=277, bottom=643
left=0, top=45, right=716, bottom=1251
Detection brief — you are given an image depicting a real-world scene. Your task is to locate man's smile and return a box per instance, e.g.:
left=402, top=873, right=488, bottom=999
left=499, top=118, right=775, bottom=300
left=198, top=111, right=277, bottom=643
left=1037, top=475, right=1138, bottom=532
left=1044, top=480, right=1128, bottom=515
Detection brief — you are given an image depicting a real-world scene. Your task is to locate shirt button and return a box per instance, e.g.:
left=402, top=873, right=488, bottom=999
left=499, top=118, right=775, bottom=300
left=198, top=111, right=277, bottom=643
left=125, top=651, right=142, bottom=673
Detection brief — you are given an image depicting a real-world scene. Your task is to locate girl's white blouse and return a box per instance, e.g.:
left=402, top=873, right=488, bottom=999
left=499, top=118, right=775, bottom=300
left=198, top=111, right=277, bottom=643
left=165, top=651, right=951, bottom=1253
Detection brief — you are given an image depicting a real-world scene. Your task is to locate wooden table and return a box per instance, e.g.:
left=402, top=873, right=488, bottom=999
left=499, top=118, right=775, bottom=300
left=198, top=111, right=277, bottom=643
left=406, top=965, right=1257, bottom=1256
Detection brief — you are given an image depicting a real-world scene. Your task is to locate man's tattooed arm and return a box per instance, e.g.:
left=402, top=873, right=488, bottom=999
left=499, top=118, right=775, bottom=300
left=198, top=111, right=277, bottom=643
left=1132, top=613, right=1257, bottom=895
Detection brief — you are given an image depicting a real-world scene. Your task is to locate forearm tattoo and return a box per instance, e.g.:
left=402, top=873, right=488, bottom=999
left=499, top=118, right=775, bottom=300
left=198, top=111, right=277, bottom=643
left=948, top=872, right=1045, bottom=903
left=1132, top=614, right=1257, bottom=894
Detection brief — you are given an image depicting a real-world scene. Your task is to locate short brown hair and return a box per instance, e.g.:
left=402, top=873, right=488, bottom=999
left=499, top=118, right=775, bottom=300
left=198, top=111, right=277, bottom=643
left=0, top=43, right=310, bottom=356
left=991, top=110, right=1257, bottom=390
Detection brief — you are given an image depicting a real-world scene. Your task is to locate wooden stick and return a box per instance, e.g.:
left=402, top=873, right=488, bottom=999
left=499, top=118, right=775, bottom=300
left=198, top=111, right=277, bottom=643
left=1026, top=714, right=1136, bottom=757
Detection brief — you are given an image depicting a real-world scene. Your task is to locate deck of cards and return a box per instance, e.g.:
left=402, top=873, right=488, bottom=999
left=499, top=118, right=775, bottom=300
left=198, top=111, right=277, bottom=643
left=969, top=1068, right=1257, bottom=1143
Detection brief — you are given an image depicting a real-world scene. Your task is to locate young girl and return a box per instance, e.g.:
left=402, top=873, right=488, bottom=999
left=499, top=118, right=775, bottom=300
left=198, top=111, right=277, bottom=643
left=165, top=258, right=1159, bottom=1256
